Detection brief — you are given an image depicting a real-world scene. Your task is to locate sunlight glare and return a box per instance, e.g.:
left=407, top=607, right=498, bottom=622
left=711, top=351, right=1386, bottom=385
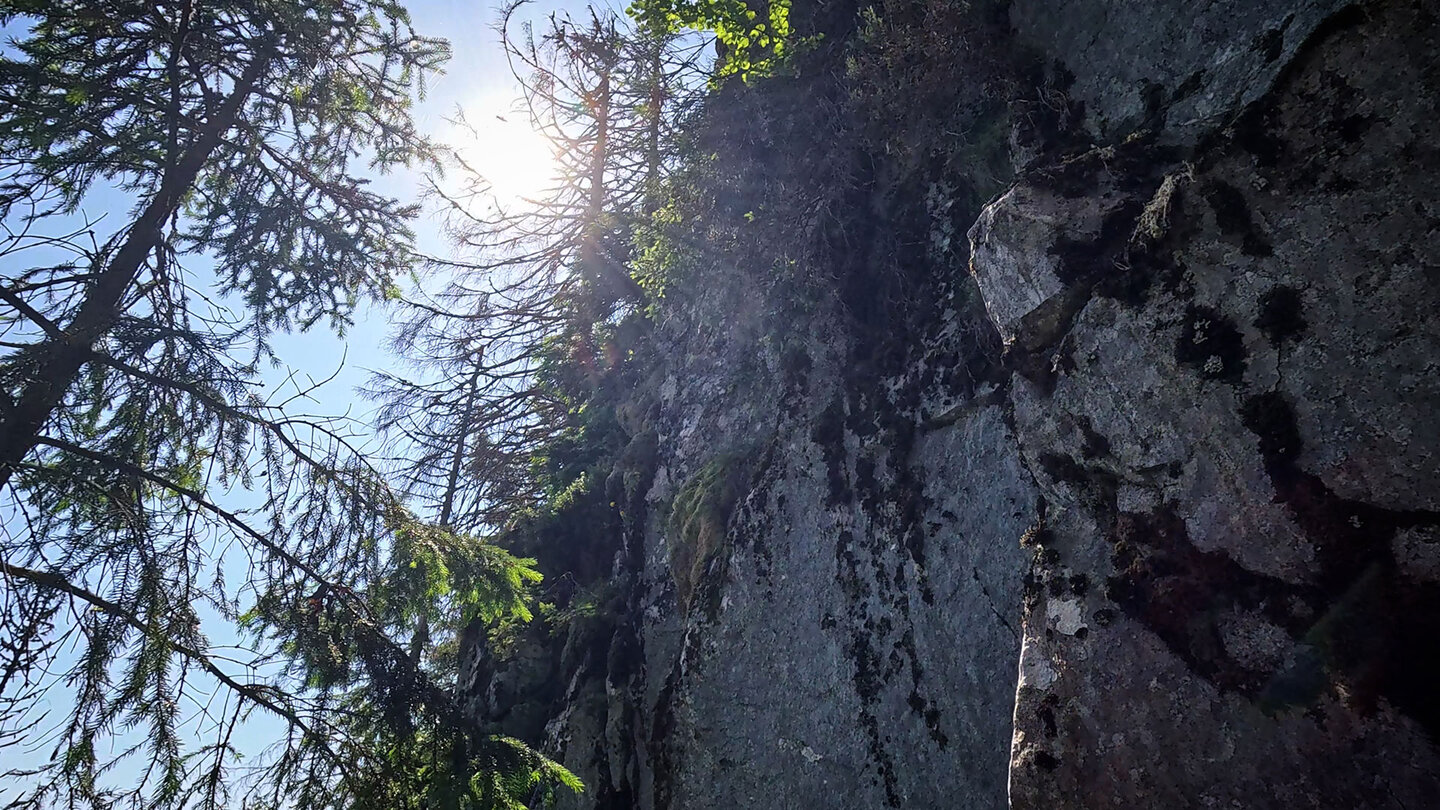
left=448, top=103, right=560, bottom=208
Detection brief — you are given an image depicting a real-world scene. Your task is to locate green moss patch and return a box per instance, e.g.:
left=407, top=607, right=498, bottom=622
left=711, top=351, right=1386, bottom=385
left=666, top=453, right=754, bottom=613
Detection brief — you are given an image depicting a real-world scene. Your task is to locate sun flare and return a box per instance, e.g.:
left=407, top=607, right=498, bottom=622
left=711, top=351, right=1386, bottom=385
left=448, top=108, right=559, bottom=207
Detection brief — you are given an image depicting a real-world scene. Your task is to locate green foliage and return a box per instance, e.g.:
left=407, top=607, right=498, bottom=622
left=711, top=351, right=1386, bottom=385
left=628, top=0, right=803, bottom=81
left=315, top=728, right=582, bottom=810
left=506, top=452, right=624, bottom=587
left=631, top=196, right=704, bottom=308
left=380, top=517, right=543, bottom=635
left=370, top=1, right=704, bottom=539
left=0, top=0, right=443, bottom=337
left=624, top=68, right=867, bottom=338
left=233, top=506, right=578, bottom=808
left=0, top=1, right=574, bottom=807
left=541, top=578, right=625, bottom=645
left=531, top=370, right=629, bottom=494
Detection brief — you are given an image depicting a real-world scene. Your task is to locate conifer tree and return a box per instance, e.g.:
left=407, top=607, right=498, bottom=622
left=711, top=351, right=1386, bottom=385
left=0, top=2, right=569, bottom=807
left=370, top=3, right=706, bottom=539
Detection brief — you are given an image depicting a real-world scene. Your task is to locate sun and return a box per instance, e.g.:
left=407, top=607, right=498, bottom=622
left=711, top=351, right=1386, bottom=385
left=447, top=105, right=559, bottom=208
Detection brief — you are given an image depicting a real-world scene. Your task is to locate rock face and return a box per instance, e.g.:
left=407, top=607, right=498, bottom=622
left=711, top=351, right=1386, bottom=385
left=461, top=0, right=1440, bottom=807
left=991, top=4, right=1440, bottom=806
left=1009, top=0, right=1354, bottom=145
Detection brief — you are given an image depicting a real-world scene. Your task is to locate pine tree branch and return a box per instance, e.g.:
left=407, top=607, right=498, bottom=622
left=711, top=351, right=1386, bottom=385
left=28, top=434, right=359, bottom=618
left=24, top=435, right=487, bottom=736
left=0, top=287, right=65, bottom=340
left=0, top=559, right=336, bottom=754
left=0, top=43, right=273, bottom=490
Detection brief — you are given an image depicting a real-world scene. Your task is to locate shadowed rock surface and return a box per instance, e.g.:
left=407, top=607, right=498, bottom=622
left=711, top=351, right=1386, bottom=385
left=460, top=1, right=1440, bottom=807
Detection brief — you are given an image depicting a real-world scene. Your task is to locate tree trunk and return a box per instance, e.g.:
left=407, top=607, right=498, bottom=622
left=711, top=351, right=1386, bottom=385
left=0, top=50, right=269, bottom=489
left=580, top=70, right=647, bottom=308
left=643, top=41, right=664, bottom=217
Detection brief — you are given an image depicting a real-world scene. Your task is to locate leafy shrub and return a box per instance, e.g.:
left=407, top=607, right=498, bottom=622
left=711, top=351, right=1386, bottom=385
left=629, top=0, right=803, bottom=81
left=845, top=0, right=1014, bottom=187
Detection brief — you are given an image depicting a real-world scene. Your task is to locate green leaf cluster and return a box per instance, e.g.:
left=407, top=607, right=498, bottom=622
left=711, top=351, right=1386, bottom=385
left=627, top=0, right=801, bottom=81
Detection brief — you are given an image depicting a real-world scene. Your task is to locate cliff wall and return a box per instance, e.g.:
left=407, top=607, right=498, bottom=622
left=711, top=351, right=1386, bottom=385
left=461, top=1, right=1440, bottom=807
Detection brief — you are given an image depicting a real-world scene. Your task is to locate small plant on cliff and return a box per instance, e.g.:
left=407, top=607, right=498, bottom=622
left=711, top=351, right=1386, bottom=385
left=845, top=0, right=1013, bottom=185
left=665, top=453, right=754, bottom=612
left=544, top=578, right=625, bottom=640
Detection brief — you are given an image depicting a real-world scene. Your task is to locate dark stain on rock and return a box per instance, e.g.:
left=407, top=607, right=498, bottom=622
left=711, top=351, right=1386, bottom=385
left=1255, top=285, right=1308, bottom=344
left=1254, top=28, right=1285, bottom=64
left=650, top=671, right=682, bottom=810
left=1203, top=180, right=1273, bottom=257
left=1037, top=452, right=1121, bottom=514
left=1140, top=79, right=1167, bottom=129
left=1322, top=173, right=1360, bottom=194
left=1052, top=200, right=1145, bottom=285
left=1240, top=391, right=1303, bottom=464
left=781, top=344, right=812, bottom=393
left=1023, top=568, right=1045, bottom=613
left=811, top=398, right=852, bottom=506
left=1232, top=105, right=1286, bottom=168
left=732, top=441, right=783, bottom=582
left=1175, top=304, right=1248, bottom=383
left=1171, top=69, right=1206, bottom=103
left=908, top=689, right=950, bottom=749
left=1037, top=695, right=1059, bottom=738
left=1332, top=112, right=1378, bottom=144
left=1075, top=382, right=1440, bottom=731
left=1107, top=507, right=1310, bottom=693
left=832, top=527, right=904, bottom=807
left=1391, top=580, right=1440, bottom=741
left=1078, top=418, right=1112, bottom=460
left=1239, top=390, right=1440, bottom=736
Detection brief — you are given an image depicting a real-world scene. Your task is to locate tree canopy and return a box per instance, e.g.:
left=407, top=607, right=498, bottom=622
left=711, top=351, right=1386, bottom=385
left=628, top=0, right=797, bottom=80
left=367, top=0, right=706, bottom=538
left=0, top=0, right=764, bottom=804
left=0, top=2, right=571, bottom=807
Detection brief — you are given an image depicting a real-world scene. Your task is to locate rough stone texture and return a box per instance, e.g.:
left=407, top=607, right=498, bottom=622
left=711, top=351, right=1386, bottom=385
left=968, top=179, right=1135, bottom=349
left=624, top=246, right=1035, bottom=809
left=475, top=231, right=1037, bottom=809
left=989, top=1, right=1440, bottom=807
left=461, top=0, right=1440, bottom=807
left=1010, top=0, right=1353, bottom=144
left=1393, top=527, right=1440, bottom=584
left=644, top=404, right=1032, bottom=810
